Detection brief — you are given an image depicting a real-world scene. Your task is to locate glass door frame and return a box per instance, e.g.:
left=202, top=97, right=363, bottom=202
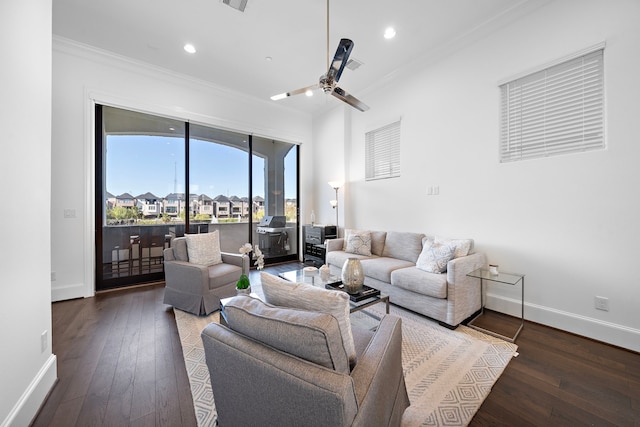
left=95, top=104, right=300, bottom=292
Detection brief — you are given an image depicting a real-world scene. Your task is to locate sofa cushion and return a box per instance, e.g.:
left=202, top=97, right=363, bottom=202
left=207, top=262, right=242, bottom=290
left=391, top=267, right=448, bottom=299
left=434, top=236, right=473, bottom=258
left=223, top=296, right=350, bottom=374
left=326, top=250, right=372, bottom=270
left=416, top=242, right=455, bottom=273
left=369, top=231, right=388, bottom=256
left=360, top=257, right=415, bottom=283
left=381, top=231, right=425, bottom=263
left=260, top=272, right=356, bottom=365
left=345, top=230, right=372, bottom=256
left=185, top=231, right=222, bottom=266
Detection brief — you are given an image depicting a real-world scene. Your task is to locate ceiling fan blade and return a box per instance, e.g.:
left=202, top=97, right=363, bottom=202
left=270, top=84, right=318, bottom=101
left=327, top=38, right=354, bottom=83
left=331, top=86, right=369, bottom=112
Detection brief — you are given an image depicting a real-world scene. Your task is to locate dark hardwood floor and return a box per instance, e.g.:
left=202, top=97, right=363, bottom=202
left=469, top=311, right=640, bottom=426
left=32, top=282, right=197, bottom=427
left=32, top=263, right=640, bottom=426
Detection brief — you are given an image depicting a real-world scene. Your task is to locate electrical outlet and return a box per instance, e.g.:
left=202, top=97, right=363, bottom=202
left=41, top=330, right=48, bottom=353
left=595, top=296, right=609, bottom=311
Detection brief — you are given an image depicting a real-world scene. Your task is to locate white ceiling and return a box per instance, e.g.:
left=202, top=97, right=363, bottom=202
left=53, top=0, right=544, bottom=115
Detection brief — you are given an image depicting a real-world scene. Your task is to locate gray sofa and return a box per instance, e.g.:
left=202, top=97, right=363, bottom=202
left=326, top=231, right=486, bottom=328
left=202, top=295, right=409, bottom=426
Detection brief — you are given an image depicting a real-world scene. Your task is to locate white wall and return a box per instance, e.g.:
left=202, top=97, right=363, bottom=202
left=313, top=0, right=640, bottom=351
left=51, top=39, right=313, bottom=301
left=0, top=1, right=57, bottom=425
left=309, top=108, right=349, bottom=232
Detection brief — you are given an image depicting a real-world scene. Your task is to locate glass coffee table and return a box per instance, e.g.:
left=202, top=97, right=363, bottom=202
left=278, top=269, right=389, bottom=316
left=220, top=269, right=389, bottom=327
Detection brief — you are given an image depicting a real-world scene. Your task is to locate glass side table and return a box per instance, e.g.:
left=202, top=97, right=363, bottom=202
left=466, top=268, right=524, bottom=343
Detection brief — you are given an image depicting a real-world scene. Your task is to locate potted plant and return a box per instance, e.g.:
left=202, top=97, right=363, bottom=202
left=236, top=243, right=264, bottom=295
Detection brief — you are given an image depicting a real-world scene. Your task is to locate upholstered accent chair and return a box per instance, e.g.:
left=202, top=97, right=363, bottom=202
left=163, top=234, right=245, bottom=315
left=201, top=295, right=409, bottom=426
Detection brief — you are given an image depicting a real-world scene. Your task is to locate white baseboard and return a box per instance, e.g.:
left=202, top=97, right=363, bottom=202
left=51, top=282, right=91, bottom=302
left=486, top=293, right=640, bottom=353
left=1, top=354, right=57, bottom=427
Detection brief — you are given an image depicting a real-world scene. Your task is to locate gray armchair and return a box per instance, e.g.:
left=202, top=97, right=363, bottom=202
left=163, top=236, right=245, bottom=315
left=201, top=296, right=409, bottom=426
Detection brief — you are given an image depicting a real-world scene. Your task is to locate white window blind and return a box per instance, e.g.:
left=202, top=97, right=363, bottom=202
left=500, top=48, right=604, bottom=162
left=365, top=120, right=400, bottom=180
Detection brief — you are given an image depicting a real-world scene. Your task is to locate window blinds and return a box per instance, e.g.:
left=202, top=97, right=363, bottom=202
left=365, top=120, right=401, bottom=180
left=500, top=48, right=604, bottom=162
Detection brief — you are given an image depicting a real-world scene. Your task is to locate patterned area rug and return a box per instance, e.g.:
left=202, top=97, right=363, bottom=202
left=174, top=304, right=518, bottom=427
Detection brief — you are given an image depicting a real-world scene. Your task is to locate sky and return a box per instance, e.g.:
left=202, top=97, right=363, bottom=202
left=106, top=135, right=297, bottom=200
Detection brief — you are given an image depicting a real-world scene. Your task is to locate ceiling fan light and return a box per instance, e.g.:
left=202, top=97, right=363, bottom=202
left=384, top=27, right=396, bottom=39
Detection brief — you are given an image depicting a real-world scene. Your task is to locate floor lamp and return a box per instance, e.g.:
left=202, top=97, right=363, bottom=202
left=328, top=181, right=342, bottom=236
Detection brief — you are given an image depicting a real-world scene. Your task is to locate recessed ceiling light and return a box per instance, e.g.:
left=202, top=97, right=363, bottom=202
left=384, top=27, right=396, bottom=39
left=184, top=44, right=196, bottom=54
left=305, top=89, right=314, bottom=97
left=265, top=56, right=272, bottom=62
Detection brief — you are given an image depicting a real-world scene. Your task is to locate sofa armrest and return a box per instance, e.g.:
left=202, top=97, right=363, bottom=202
left=445, top=252, right=487, bottom=325
left=164, top=260, right=209, bottom=294
left=163, top=247, right=176, bottom=261
left=326, top=238, right=344, bottom=252
left=350, top=315, right=409, bottom=427
left=221, top=252, right=245, bottom=268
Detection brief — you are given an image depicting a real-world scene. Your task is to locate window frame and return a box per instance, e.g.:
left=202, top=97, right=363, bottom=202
left=365, top=119, right=401, bottom=181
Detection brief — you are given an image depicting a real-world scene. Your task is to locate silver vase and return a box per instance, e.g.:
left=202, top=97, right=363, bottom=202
left=341, top=258, right=364, bottom=294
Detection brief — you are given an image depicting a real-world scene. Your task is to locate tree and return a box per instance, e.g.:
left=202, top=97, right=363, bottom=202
left=107, top=206, right=140, bottom=221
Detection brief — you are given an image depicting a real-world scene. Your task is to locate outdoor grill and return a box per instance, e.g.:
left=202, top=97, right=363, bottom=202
left=256, top=216, right=289, bottom=256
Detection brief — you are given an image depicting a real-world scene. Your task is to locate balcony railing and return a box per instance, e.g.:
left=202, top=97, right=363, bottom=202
left=101, top=221, right=298, bottom=281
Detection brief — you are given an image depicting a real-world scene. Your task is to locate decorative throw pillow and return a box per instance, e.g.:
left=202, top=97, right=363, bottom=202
left=185, top=231, right=222, bottom=266
left=260, top=272, right=357, bottom=366
left=345, top=231, right=372, bottom=256
left=416, top=241, right=456, bottom=273
left=342, top=229, right=355, bottom=250
left=434, top=236, right=472, bottom=259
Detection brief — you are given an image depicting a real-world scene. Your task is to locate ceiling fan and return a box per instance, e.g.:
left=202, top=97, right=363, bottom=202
left=270, top=0, right=369, bottom=112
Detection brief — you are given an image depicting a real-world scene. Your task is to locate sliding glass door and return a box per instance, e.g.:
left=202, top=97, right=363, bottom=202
left=96, top=105, right=298, bottom=291
left=189, top=124, right=250, bottom=253
left=252, top=137, right=298, bottom=263
left=96, top=106, right=185, bottom=290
